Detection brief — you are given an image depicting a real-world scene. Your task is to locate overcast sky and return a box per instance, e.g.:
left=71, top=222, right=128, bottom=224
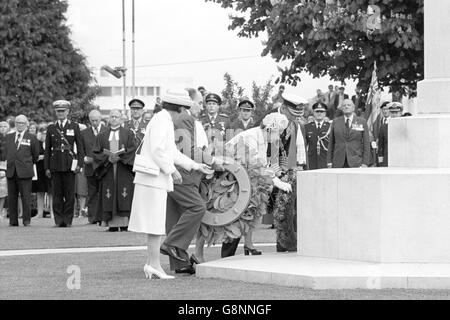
left=66, top=0, right=355, bottom=98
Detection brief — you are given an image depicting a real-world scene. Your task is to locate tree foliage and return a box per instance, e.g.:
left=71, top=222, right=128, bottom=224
left=220, top=73, right=274, bottom=122
left=207, top=0, right=424, bottom=93
left=0, top=0, right=96, bottom=121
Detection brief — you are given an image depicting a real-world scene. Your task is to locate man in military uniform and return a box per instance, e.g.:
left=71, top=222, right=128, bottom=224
left=124, top=98, right=147, bottom=145
left=44, top=100, right=84, bottom=227
left=200, top=93, right=230, bottom=156
left=230, top=99, right=255, bottom=137
left=305, top=102, right=331, bottom=170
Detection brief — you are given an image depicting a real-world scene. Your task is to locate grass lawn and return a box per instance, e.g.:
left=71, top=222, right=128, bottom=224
left=0, top=216, right=449, bottom=300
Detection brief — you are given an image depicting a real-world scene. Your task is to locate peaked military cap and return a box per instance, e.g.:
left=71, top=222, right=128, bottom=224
left=205, top=93, right=222, bottom=105
left=128, top=98, right=145, bottom=109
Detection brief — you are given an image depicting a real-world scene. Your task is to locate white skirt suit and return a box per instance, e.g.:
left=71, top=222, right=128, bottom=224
left=128, top=109, right=196, bottom=235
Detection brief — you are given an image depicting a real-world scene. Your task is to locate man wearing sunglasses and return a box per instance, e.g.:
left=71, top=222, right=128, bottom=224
left=44, top=100, right=84, bottom=227
left=305, top=102, right=331, bottom=170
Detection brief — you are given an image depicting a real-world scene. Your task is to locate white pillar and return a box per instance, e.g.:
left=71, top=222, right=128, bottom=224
left=417, top=0, right=450, bottom=113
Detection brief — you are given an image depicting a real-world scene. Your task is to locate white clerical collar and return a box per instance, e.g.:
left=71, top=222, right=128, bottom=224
left=108, top=127, right=120, bottom=141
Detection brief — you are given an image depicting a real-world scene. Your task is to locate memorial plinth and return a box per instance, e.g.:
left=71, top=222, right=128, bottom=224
left=197, top=0, right=450, bottom=289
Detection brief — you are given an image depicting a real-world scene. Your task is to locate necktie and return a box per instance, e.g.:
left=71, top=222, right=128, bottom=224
left=317, top=122, right=321, bottom=131
left=15, top=133, right=21, bottom=149
left=59, top=121, right=64, bottom=130
left=94, top=127, right=98, bottom=136
left=346, top=118, right=350, bottom=129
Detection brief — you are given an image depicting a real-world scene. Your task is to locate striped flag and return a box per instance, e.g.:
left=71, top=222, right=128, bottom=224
left=364, top=61, right=381, bottom=140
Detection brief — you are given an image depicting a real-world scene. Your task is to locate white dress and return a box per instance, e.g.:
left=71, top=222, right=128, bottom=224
left=128, top=109, right=195, bottom=235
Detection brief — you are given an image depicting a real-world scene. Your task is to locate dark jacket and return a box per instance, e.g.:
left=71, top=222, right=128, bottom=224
left=327, top=115, right=371, bottom=168
left=44, top=120, right=84, bottom=172
left=305, top=121, right=331, bottom=170
left=123, top=118, right=147, bottom=145
left=81, top=124, right=108, bottom=177
left=5, top=131, right=40, bottom=179
left=377, top=122, right=388, bottom=167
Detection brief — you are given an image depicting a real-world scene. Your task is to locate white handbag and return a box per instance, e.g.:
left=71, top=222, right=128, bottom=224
left=133, top=139, right=160, bottom=176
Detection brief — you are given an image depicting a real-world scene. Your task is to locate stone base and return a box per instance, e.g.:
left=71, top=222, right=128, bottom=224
left=298, top=168, right=450, bottom=263
left=196, top=254, right=450, bottom=290
left=389, top=115, right=450, bottom=168
left=417, top=79, right=450, bottom=114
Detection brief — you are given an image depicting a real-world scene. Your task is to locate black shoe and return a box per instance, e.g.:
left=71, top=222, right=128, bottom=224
left=244, top=246, right=262, bottom=256
left=43, top=211, right=50, bottom=218
left=160, top=243, right=189, bottom=262
left=175, top=265, right=195, bottom=275
left=276, top=244, right=288, bottom=253
left=120, top=226, right=128, bottom=232
left=190, top=254, right=200, bottom=265
left=9, top=223, right=19, bottom=227
left=23, top=221, right=31, bottom=227
left=108, top=227, right=119, bottom=232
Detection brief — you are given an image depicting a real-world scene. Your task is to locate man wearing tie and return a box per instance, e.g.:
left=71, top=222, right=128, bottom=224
left=5, top=115, right=40, bottom=227
left=327, top=99, right=371, bottom=168
left=81, top=110, right=107, bottom=224
left=230, top=100, right=255, bottom=137
left=124, top=99, right=147, bottom=145
left=305, top=102, right=331, bottom=170
left=44, top=100, right=84, bottom=227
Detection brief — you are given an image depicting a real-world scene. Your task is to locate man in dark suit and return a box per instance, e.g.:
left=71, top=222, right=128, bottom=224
left=123, top=99, right=147, bottom=145
left=160, top=92, right=213, bottom=275
left=230, top=100, right=255, bottom=137
left=305, top=102, right=331, bottom=170
left=372, top=101, right=390, bottom=167
left=5, top=115, right=40, bottom=227
left=378, top=102, right=404, bottom=167
left=327, top=99, right=371, bottom=168
left=44, top=100, right=84, bottom=227
left=81, top=110, right=107, bottom=224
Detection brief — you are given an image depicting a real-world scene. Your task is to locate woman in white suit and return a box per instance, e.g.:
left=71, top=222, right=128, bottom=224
left=128, top=89, right=212, bottom=280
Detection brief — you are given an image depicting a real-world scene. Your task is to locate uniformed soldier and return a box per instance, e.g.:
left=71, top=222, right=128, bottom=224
left=230, top=99, right=255, bottom=137
left=44, top=100, right=84, bottom=227
left=124, top=98, right=147, bottom=145
left=200, top=93, right=230, bottom=149
left=304, top=102, right=331, bottom=170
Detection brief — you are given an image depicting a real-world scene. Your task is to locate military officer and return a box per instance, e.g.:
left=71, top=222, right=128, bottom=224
left=124, top=98, right=147, bottom=145
left=44, top=100, right=84, bottom=227
left=230, top=99, right=255, bottom=137
left=304, top=102, right=331, bottom=170
left=200, top=93, right=230, bottom=151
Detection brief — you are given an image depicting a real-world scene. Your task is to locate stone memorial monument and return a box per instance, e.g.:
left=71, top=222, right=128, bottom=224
left=197, top=0, right=450, bottom=289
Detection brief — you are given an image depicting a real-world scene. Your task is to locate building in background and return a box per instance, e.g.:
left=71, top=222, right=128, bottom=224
left=93, top=69, right=194, bottom=116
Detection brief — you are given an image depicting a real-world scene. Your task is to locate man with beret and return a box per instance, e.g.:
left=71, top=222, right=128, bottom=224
left=378, top=102, right=403, bottom=167
left=327, top=99, right=371, bottom=169
left=44, top=100, right=84, bottom=227
left=230, top=99, right=255, bottom=137
left=200, top=93, right=230, bottom=150
left=124, top=98, right=147, bottom=145
left=304, top=102, right=331, bottom=170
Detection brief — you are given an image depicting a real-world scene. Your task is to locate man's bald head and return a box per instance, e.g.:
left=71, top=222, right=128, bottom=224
left=89, top=109, right=102, bottom=128
left=15, top=115, right=28, bottom=133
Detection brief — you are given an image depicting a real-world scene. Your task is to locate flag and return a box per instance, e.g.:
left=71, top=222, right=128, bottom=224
left=364, top=61, right=381, bottom=140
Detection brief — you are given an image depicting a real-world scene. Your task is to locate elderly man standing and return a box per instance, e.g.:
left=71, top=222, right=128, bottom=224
left=81, top=110, right=107, bottom=224
left=5, top=115, right=40, bottom=227
left=44, top=100, right=84, bottom=227
left=93, top=109, right=136, bottom=232
left=327, top=99, right=371, bottom=168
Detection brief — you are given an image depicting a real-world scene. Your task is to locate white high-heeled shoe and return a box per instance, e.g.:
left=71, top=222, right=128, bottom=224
left=143, top=265, right=175, bottom=279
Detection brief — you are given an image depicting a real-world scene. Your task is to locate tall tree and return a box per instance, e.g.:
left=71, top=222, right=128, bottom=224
left=0, top=0, right=96, bottom=121
left=207, top=0, right=424, bottom=94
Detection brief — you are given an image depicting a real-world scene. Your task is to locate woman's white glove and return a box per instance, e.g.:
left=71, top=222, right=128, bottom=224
left=272, top=177, right=292, bottom=193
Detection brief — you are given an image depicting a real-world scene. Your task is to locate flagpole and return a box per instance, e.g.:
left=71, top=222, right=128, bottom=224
left=122, top=0, right=127, bottom=113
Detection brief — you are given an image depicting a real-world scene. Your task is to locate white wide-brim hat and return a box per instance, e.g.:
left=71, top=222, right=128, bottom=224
left=162, top=89, right=194, bottom=109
